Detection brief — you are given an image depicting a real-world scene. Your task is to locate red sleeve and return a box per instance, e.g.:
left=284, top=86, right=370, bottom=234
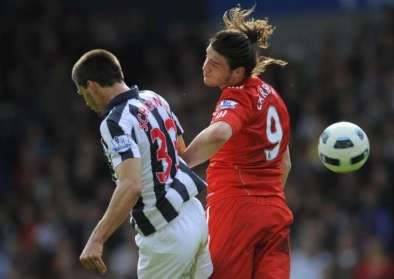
left=211, top=88, right=254, bottom=134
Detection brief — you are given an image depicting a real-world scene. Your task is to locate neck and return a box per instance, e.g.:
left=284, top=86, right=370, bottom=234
left=220, top=76, right=246, bottom=90
left=102, top=82, right=130, bottom=105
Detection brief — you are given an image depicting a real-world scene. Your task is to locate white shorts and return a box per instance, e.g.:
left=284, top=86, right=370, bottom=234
left=135, top=198, right=213, bottom=279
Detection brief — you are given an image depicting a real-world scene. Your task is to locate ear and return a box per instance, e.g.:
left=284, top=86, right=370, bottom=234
left=86, top=80, right=93, bottom=89
left=233, top=66, right=245, bottom=77
left=231, top=67, right=245, bottom=83
left=86, top=80, right=100, bottom=91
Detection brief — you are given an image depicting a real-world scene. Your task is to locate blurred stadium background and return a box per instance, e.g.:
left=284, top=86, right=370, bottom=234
left=0, top=0, right=393, bottom=278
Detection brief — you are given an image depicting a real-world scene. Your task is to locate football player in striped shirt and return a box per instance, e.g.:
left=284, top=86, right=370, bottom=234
left=72, top=49, right=212, bottom=278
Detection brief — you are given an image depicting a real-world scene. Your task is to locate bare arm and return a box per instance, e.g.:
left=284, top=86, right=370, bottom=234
left=176, top=135, right=187, bottom=155
left=79, top=158, right=142, bottom=274
left=281, top=145, right=291, bottom=187
left=182, top=121, right=232, bottom=168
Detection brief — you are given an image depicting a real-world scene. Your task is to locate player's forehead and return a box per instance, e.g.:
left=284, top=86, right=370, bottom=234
left=206, top=45, right=226, bottom=65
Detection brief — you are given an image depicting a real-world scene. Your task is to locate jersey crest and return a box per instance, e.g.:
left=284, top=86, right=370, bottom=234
left=218, top=100, right=238, bottom=110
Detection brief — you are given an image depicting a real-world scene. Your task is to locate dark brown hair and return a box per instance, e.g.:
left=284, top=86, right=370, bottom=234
left=210, top=6, right=287, bottom=76
left=71, top=49, right=124, bottom=87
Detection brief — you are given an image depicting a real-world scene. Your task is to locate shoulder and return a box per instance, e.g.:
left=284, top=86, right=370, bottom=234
left=140, top=89, right=171, bottom=109
left=105, top=101, right=132, bottom=126
left=100, top=113, right=122, bottom=131
left=255, top=79, right=287, bottom=110
left=220, top=77, right=264, bottom=109
left=139, top=89, right=165, bottom=102
left=101, top=102, right=138, bottom=134
left=139, top=89, right=157, bottom=99
left=221, top=84, right=247, bottom=97
left=221, top=84, right=253, bottom=106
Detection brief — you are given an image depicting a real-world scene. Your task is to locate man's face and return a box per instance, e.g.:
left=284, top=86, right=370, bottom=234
left=77, top=85, right=99, bottom=112
left=202, top=45, right=234, bottom=88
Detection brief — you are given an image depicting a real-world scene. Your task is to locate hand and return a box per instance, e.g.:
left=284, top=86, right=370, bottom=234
left=79, top=239, right=108, bottom=275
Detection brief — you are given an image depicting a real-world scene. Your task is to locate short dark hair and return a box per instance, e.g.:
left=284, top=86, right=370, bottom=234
left=210, top=6, right=286, bottom=76
left=71, top=49, right=124, bottom=87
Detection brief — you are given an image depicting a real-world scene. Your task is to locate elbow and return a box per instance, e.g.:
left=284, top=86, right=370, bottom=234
left=131, top=182, right=143, bottom=196
left=282, top=156, right=291, bottom=173
left=284, top=161, right=291, bottom=173
left=181, top=153, right=194, bottom=168
left=120, top=179, right=142, bottom=197
left=284, top=157, right=291, bottom=171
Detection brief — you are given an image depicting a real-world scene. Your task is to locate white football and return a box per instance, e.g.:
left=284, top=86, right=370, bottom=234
left=318, top=121, right=370, bottom=173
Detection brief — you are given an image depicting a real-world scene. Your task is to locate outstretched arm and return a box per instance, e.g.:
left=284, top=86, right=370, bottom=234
left=79, top=158, right=142, bottom=274
left=281, top=145, right=291, bottom=187
left=182, top=121, right=232, bottom=168
left=176, top=135, right=187, bottom=155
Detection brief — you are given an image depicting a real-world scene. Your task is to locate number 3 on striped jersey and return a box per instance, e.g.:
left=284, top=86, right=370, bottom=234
left=150, top=118, right=177, bottom=184
left=265, top=106, right=283, bottom=160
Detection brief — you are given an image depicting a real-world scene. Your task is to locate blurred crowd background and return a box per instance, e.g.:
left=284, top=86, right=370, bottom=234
left=0, top=0, right=393, bottom=278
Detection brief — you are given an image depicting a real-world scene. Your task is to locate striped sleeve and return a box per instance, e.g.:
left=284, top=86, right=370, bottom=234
left=100, top=119, right=141, bottom=169
left=171, top=111, right=184, bottom=136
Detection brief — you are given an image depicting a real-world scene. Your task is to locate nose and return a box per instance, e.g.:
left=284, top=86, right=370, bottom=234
left=202, top=59, right=209, bottom=73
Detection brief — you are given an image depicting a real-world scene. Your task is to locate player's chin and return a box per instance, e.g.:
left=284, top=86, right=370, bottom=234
left=87, top=104, right=99, bottom=113
left=203, top=77, right=216, bottom=87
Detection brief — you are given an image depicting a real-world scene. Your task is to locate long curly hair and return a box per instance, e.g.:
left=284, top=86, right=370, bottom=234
left=210, top=6, right=287, bottom=76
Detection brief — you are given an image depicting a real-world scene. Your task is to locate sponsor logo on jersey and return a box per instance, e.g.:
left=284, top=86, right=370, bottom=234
left=137, top=108, right=149, bottom=131
left=219, top=100, right=238, bottom=110
left=214, top=110, right=227, bottom=121
left=111, top=135, right=134, bottom=153
left=211, top=110, right=228, bottom=123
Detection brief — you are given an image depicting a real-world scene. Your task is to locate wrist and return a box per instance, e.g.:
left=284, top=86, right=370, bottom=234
left=89, top=221, right=109, bottom=243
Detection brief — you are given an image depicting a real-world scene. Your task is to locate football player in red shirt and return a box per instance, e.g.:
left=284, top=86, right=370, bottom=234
left=181, top=6, right=293, bottom=279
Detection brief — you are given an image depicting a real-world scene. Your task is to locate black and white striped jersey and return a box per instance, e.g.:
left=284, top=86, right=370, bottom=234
left=100, top=86, right=206, bottom=236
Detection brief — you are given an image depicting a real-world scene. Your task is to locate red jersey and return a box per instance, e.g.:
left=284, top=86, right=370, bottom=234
left=206, top=76, right=290, bottom=205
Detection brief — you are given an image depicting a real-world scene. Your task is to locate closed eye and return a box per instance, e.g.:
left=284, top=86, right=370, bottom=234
left=208, top=59, right=220, bottom=68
